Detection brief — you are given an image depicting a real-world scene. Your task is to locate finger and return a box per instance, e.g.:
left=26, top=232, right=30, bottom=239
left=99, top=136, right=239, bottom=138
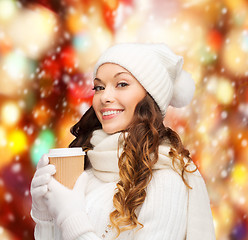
left=47, top=177, right=66, bottom=192
left=31, top=185, right=48, bottom=198
left=31, top=174, right=52, bottom=188
left=43, top=195, right=54, bottom=216
left=34, top=164, right=56, bottom=177
left=37, top=154, right=50, bottom=169
left=43, top=188, right=54, bottom=201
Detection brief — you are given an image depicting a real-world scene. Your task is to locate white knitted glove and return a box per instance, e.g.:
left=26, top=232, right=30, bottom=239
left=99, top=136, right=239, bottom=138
left=44, top=171, right=94, bottom=240
left=30, top=154, right=56, bottom=221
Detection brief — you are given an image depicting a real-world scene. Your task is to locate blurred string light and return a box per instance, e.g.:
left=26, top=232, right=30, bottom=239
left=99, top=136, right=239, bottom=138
left=0, top=0, right=18, bottom=23
left=229, top=163, right=248, bottom=213
left=30, top=129, right=55, bottom=166
left=207, top=29, right=223, bottom=52
left=222, top=28, right=248, bottom=76
left=223, top=0, right=247, bottom=11
left=5, top=5, right=59, bottom=59
left=56, top=114, right=80, bottom=148
left=241, top=30, right=248, bottom=52
left=231, top=163, right=248, bottom=186
left=206, top=76, right=235, bottom=105
left=0, top=50, right=35, bottom=96
left=73, top=33, right=91, bottom=52
left=216, top=78, right=234, bottom=105
left=3, top=51, right=29, bottom=79
left=32, top=102, right=54, bottom=127
left=1, top=101, right=21, bottom=126
left=0, top=225, right=15, bottom=240
left=74, top=28, right=113, bottom=72
left=67, top=73, right=94, bottom=105
left=59, top=45, right=78, bottom=72
left=66, top=9, right=86, bottom=34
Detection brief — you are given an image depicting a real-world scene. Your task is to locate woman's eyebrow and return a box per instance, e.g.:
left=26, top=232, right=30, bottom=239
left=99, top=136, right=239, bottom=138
left=94, top=72, right=132, bottom=82
left=114, top=72, right=132, bottom=78
left=94, top=77, right=102, bottom=82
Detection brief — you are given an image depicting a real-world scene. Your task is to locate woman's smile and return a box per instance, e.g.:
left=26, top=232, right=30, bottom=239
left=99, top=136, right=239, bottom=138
left=101, top=108, right=124, bottom=120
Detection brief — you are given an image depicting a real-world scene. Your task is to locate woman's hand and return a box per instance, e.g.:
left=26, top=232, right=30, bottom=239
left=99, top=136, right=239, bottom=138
left=30, top=154, right=56, bottom=221
left=44, top=171, right=89, bottom=226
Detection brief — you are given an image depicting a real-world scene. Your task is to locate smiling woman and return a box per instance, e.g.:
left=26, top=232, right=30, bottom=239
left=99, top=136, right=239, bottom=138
left=30, top=43, right=216, bottom=240
left=92, top=64, right=146, bottom=134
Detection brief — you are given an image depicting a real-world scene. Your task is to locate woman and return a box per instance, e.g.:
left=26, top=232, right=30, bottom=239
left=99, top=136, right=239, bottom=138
left=30, top=43, right=216, bottom=240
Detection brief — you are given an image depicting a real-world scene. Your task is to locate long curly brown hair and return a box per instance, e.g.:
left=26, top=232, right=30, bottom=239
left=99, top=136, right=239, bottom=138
left=69, top=94, right=197, bottom=237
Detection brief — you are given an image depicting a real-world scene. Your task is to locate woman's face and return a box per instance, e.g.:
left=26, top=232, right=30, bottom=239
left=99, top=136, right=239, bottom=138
left=92, top=63, right=146, bottom=134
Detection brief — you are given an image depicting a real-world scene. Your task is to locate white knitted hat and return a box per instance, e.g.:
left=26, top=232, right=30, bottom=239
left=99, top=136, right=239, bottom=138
left=93, top=43, right=195, bottom=116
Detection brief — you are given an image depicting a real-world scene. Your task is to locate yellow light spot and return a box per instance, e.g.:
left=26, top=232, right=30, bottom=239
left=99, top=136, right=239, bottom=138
left=198, top=124, right=206, bottom=133
left=216, top=79, right=234, bottom=105
left=8, top=130, right=28, bottom=154
left=231, top=163, right=248, bottom=186
left=223, top=0, right=245, bottom=10
left=66, top=12, right=85, bottom=34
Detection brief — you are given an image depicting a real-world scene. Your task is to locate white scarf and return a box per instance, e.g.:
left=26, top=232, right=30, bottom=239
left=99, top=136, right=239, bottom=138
left=87, top=129, right=197, bottom=182
left=87, top=130, right=215, bottom=240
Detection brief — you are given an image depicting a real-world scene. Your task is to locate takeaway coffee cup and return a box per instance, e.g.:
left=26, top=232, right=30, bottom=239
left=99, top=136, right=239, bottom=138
left=48, top=148, right=85, bottom=189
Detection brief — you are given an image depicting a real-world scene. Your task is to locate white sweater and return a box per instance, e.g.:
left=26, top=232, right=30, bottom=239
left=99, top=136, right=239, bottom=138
left=32, top=130, right=216, bottom=240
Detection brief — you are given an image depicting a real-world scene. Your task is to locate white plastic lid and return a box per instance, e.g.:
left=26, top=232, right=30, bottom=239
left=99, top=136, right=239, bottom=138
left=48, top=147, right=85, bottom=157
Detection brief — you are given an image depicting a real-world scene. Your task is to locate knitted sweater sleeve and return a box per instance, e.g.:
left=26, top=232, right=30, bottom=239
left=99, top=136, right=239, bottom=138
left=186, top=170, right=216, bottom=239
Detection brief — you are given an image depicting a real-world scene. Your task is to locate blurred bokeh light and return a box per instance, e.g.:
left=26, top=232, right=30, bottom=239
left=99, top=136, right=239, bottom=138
left=0, top=0, right=248, bottom=239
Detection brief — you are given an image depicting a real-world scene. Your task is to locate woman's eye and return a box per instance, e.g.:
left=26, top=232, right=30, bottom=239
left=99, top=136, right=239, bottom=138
left=92, top=86, right=104, bottom=91
left=117, top=82, right=129, bottom=88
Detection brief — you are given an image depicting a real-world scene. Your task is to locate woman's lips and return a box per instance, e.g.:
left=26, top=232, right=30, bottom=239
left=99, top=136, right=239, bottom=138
left=101, top=109, right=124, bottom=120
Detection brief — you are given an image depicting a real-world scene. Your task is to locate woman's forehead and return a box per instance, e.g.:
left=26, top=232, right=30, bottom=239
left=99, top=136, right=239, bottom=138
left=95, top=63, right=135, bottom=80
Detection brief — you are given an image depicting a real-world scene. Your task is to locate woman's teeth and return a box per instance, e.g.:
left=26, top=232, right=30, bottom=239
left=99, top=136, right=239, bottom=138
left=102, top=110, right=123, bottom=116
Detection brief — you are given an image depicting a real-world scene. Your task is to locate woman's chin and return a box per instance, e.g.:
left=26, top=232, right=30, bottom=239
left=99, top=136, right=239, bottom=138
left=102, top=126, right=124, bottom=135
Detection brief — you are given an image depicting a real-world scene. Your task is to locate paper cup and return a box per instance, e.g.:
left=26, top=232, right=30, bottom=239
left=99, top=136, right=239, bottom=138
left=48, top=148, right=85, bottom=189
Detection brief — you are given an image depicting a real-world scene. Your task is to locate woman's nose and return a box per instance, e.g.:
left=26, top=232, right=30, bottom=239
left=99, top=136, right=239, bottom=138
left=100, top=87, right=115, bottom=104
